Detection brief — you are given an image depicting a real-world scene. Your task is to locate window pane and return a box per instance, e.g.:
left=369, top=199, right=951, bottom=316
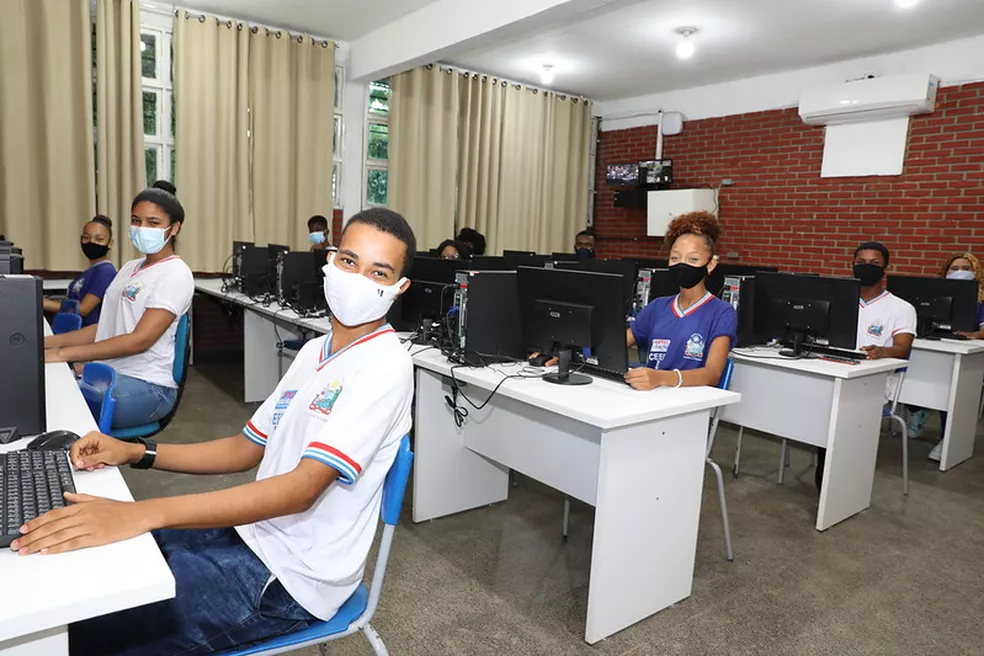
left=145, top=147, right=158, bottom=185
left=366, top=168, right=388, bottom=206
left=334, top=68, right=342, bottom=111
left=170, top=149, right=176, bottom=183
left=332, top=164, right=339, bottom=207
left=368, top=80, right=390, bottom=116
left=333, top=115, right=342, bottom=156
left=141, top=33, right=157, bottom=79
left=170, top=93, right=175, bottom=138
left=367, top=123, right=388, bottom=161
left=143, top=91, right=158, bottom=136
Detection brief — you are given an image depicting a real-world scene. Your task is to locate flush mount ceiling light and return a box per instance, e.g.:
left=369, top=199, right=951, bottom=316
left=675, top=27, right=698, bottom=60
left=895, top=0, right=920, bottom=8
left=540, top=64, right=555, bottom=85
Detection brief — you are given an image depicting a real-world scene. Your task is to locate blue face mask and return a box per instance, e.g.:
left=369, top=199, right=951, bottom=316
left=129, top=225, right=171, bottom=255
left=575, top=247, right=595, bottom=259
left=309, top=231, right=326, bottom=245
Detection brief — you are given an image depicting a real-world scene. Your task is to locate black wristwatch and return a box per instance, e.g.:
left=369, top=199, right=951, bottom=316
left=131, top=440, right=158, bottom=470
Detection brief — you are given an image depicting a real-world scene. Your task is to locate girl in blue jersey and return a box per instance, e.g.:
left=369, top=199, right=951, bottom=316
left=626, top=211, right=737, bottom=390
left=42, top=215, right=117, bottom=327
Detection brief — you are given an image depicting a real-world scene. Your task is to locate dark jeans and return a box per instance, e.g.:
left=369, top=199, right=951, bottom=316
left=70, top=528, right=315, bottom=656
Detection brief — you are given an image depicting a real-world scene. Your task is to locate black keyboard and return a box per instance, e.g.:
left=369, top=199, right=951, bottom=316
left=924, top=330, right=969, bottom=341
left=804, top=344, right=867, bottom=361
left=1, top=451, right=76, bottom=548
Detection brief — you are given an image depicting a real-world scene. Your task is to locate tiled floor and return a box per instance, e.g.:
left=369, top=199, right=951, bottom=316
left=124, top=358, right=984, bottom=655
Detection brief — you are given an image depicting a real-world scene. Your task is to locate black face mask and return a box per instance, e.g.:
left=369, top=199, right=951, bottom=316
left=81, top=241, right=110, bottom=261
left=853, top=263, right=885, bottom=287
left=669, top=262, right=708, bottom=290
left=575, top=247, right=595, bottom=259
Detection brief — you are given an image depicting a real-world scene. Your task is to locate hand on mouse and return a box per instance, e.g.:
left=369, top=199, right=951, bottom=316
left=10, top=494, right=151, bottom=555
left=528, top=352, right=558, bottom=367
left=71, top=431, right=145, bottom=472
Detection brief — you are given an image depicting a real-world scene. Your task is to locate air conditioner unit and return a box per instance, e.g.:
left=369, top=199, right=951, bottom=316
left=798, top=73, right=939, bottom=126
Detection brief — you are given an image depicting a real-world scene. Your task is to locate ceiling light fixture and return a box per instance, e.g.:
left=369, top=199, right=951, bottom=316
left=540, top=64, right=555, bottom=85
left=675, top=27, right=698, bottom=60
left=895, top=0, right=920, bottom=8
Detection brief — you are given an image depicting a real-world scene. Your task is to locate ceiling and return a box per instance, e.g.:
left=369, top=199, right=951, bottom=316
left=446, top=0, right=984, bottom=100
left=175, top=0, right=439, bottom=40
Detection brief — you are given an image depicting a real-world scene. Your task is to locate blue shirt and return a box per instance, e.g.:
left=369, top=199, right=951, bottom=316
left=631, top=293, right=737, bottom=370
left=67, top=260, right=117, bottom=326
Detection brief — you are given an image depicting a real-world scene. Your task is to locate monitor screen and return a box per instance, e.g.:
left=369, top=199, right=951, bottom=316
left=606, top=163, right=639, bottom=187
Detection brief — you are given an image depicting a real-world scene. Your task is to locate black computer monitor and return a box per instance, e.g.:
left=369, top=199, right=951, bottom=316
left=279, top=251, right=326, bottom=312
left=517, top=267, right=628, bottom=385
left=555, top=259, right=638, bottom=316
left=752, top=273, right=860, bottom=356
left=628, top=257, right=669, bottom=270
left=408, top=256, right=468, bottom=284
left=887, top=275, right=978, bottom=336
left=503, top=252, right=551, bottom=270
left=551, top=252, right=580, bottom=262
left=503, top=249, right=536, bottom=258
left=469, top=256, right=513, bottom=271
left=389, top=256, right=468, bottom=331
left=707, top=263, right=779, bottom=297
left=642, top=268, right=680, bottom=305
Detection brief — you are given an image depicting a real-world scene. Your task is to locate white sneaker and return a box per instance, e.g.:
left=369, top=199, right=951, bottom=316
left=928, top=440, right=943, bottom=462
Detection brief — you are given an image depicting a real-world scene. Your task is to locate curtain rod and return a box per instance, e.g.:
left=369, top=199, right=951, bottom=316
left=176, top=9, right=338, bottom=48
left=431, top=63, right=592, bottom=104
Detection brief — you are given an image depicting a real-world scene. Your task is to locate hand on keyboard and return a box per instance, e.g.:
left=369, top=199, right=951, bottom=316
left=10, top=492, right=149, bottom=556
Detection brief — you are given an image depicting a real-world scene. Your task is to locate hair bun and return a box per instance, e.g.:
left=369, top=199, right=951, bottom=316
left=664, top=211, right=721, bottom=247
left=151, top=179, right=177, bottom=196
left=92, top=214, right=113, bottom=228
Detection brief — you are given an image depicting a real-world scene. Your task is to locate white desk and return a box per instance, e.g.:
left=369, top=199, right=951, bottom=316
left=411, top=349, right=740, bottom=644
left=0, top=327, right=175, bottom=655
left=194, top=278, right=331, bottom=402
left=898, top=338, right=984, bottom=471
left=722, top=350, right=906, bottom=531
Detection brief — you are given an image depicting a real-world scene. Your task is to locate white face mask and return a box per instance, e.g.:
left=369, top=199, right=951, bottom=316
left=947, top=270, right=976, bottom=281
left=322, top=252, right=406, bottom=327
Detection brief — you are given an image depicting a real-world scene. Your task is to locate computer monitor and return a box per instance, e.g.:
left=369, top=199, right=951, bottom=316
left=517, top=267, right=628, bottom=386
left=627, top=257, right=669, bottom=270
left=279, top=251, right=326, bottom=312
left=469, top=256, right=513, bottom=271
left=502, top=252, right=551, bottom=270
left=389, top=256, right=468, bottom=331
left=707, top=263, right=779, bottom=297
left=555, top=258, right=638, bottom=316
left=887, top=275, right=978, bottom=336
left=551, top=252, right=580, bottom=262
left=0, top=275, right=45, bottom=440
left=752, top=273, right=860, bottom=356
left=502, top=249, right=536, bottom=258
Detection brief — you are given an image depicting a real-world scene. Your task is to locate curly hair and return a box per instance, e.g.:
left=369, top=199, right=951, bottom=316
left=664, top=211, right=721, bottom=254
left=942, top=252, right=984, bottom=303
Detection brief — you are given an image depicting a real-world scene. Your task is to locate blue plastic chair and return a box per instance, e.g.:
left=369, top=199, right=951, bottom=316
left=110, top=314, right=190, bottom=441
left=705, top=358, right=735, bottom=561
left=220, top=435, right=414, bottom=656
left=79, top=363, right=117, bottom=434
left=52, top=312, right=83, bottom=335
left=59, top=298, right=80, bottom=314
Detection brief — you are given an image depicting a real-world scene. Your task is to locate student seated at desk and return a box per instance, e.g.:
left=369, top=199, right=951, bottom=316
left=627, top=211, right=736, bottom=390
left=42, top=187, right=194, bottom=429
left=436, top=238, right=471, bottom=260
left=816, top=241, right=916, bottom=490
left=907, top=252, right=984, bottom=458
left=10, top=208, right=415, bottom=656
left=41, top=215, right=116, bottom=327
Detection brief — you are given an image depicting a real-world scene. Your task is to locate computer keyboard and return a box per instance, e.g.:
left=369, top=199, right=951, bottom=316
left=1, top=451, right=76, bottom=548
left=805, top=344, right=867, bottom=361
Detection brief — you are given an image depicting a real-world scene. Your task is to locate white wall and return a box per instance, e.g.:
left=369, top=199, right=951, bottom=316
left=598, top=34, right=984, bottom=131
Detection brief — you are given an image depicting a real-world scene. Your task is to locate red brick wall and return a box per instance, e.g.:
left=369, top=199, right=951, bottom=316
left=332, top=209, right=344, bottom=246
left=594, top=81, right=984, bottom=276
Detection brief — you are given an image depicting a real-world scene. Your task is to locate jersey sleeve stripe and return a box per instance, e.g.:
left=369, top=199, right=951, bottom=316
left=307, top=442, right=362, bottom=475
left=302, top=448, right=358, bottom=485
left=243, top=421, right=268, bottom=446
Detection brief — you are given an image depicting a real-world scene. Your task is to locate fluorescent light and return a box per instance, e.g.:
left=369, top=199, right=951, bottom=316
left=675, top=40, right=695, bottom=60
left=540, top=65, right=554, bottom=85
left=895, top=0, right=920, bottom=8
left=140, top=40, right=147, bottom=52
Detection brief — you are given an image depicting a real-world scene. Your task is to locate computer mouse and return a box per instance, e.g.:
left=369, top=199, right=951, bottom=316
left=26, top=429, right=81, bottom=451
left=529, top=354, right=551, bottom=367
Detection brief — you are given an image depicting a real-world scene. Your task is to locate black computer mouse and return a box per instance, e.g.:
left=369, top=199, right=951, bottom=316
left=26, top=429, right=81, bottom=451
left=529, top=354, right=551, bottom=367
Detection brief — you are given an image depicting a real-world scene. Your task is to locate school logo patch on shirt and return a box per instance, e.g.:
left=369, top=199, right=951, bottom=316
left=272, top=390, right=297, bottom=428
left=71, top=279, right=84, bottom=294
left=308, top=382, right=343, bottom=417
left=867, top=322, right=885, bottom=337
left=684, top=333, right=706, bottom=361
left=121, top=282, right=142, bottom=302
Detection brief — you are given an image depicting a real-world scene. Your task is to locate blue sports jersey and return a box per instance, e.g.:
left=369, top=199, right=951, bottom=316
left=66, top=260, right=117, bottom=326
left=631, top=292, right=737, bottom=371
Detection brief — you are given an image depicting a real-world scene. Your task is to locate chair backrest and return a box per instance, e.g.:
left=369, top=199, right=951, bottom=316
left=706, top=358, right=735, bottom=457
left=717, top=357, right=735, bottom=392
left=59, top=298, right=80, bottom=314
left=52, top=312, right=83, bottom=335
left=79, top=363, right=117, bottom=434
left=157, top=314, right=191, bottom=432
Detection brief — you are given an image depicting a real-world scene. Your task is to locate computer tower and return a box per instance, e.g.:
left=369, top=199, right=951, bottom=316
left=453, top=270, right=524, bottom=365
left=0, top=275, right=45, bottom=441
left=721, top=274, right=758, bottom=347
left=240, top=246, right=271, bottom=297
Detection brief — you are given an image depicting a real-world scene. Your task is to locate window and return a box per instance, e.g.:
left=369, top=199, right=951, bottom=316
left=365, top=79, right=390, bottom=207
left=333, top=65, right=344, bottom=209
left=141, top=26, right=174, bottom=185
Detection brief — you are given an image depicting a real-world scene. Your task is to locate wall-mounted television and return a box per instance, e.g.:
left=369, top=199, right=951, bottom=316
left=606, top=163, right=639, bottom=187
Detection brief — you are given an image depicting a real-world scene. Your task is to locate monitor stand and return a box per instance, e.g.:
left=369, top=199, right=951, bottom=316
left=542, top=347, right=592, bottom=386
left=779, top=331, right=807, bottom=358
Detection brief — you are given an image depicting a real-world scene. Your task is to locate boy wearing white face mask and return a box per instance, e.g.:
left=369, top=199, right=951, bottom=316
left=44, top=186, right=194, bottom=429
left=17, top=209, right=416, bottom=656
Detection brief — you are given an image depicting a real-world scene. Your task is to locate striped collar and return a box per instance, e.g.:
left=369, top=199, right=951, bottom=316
left=132, top=255, right=181, bottom=276
left=859, top=290, right=890, bottom=308
left=318, top=324, right=395, bottom=371
left=671, top=291, right=715, bottom=318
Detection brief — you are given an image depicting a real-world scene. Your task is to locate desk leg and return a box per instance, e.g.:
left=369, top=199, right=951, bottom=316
left=940, top=353, right=984, bottom=471
left=585, top=411, right=708, bottom=644
left=816, top=376, right=884, bottom=531
left=0, top=625, right=68, bottom=655
left=412, top=369, right=509, bottom=523
left=243, top=310, right=299, bottom=403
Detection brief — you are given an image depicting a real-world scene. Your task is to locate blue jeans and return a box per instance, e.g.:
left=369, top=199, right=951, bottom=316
left=111, top=374, right=178, bottom=428
left=70, top=528, right=316, bottom=655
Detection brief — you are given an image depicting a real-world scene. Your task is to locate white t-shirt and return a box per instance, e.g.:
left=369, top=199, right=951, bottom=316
left=856, top=290, right=917, bottom=400
left=235, top=324, right=413, bottom=620
left=95, top=256, right=194, bottom=389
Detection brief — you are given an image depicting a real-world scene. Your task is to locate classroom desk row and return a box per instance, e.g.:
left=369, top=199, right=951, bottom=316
left=192, top=278, right=984, bottom=643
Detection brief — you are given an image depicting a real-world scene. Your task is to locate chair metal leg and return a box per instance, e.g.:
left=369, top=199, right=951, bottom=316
left=562, top=496, right=571, bottom=542
left=733, top=425, right=744, bottom=478
left=899, top=416, right=909, bottom=496
left=363, top=623, right=389, bottom=656
left=778, top=439, right=788, bottom=485
left=707, top=457, right=734, bottom=562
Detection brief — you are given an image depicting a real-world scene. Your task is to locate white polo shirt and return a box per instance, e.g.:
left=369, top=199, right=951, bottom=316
left=235, top=324, right=413, bottom=620
left=95, top=256, right=194, bottom=389
left=856, top=290, right=916, bottom=399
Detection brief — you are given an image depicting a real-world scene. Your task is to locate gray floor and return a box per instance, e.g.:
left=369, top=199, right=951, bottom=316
left=124, top=360, right=984, bottom=655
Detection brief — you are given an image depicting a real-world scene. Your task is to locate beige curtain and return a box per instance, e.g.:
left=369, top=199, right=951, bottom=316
left=456, top=74, right=506, bottom=253
left=95, top=0, right=146, bottom=265
left=388, top=66, right=459, bottom=250
left=0, top=0, right=95, bottom=271
left=174, top=11, right=251, bottom=272
left=250, top=29, right=334, bottom=250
